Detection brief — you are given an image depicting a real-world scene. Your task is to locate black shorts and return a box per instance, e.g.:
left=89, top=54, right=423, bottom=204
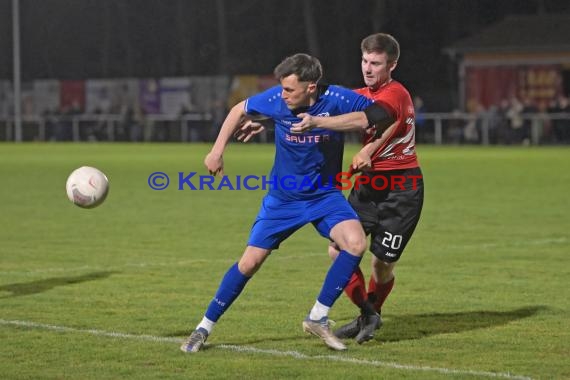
left=348, top=167, right=424, bottom=263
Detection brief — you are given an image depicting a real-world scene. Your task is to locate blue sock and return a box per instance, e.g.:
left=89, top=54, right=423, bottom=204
left=317, top=250, right=362, bottom=307
left=204, top=263, right=250, bottom=322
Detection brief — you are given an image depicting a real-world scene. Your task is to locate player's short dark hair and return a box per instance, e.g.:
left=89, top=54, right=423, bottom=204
left=273, top=53, right=323, bottom=83
left=361, top=33, right=400, bottom=63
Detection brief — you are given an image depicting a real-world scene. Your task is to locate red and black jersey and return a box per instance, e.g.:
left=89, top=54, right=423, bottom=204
left=355, top=80, right=419, bottom=171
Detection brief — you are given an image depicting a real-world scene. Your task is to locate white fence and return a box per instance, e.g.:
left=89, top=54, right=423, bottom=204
left=0, top=113, right=213, bottom=143
left=416, top=112, right=570, bottom=145
left=1, top=112, right=569, bottom=144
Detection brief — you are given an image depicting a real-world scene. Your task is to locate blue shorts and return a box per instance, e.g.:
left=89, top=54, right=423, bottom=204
left=247, top=191, right=359, bottom=250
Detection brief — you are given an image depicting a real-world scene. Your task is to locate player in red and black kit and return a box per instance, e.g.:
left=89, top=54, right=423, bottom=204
left=290, top=33, right=424, bottom=344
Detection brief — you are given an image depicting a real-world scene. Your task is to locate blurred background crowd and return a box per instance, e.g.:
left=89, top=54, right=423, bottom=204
left=1, top=0, right=569, bottom=144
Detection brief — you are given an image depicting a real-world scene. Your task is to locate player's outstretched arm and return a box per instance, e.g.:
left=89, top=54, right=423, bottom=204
left=291, top=112, right=368, bottom=133
left=205, top=100, right=247, bottom=176
left=290, top=103, right=394, bottom=134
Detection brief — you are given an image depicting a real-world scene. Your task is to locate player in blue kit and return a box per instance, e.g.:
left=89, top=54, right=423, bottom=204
left=181, top=53, right=388, bottom=352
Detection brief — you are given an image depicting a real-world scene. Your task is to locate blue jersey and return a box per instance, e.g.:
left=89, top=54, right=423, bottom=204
left=244, top=84, right=373, bottom=200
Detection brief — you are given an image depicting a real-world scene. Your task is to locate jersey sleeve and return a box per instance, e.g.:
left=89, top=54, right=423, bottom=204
left=244, top=85, right=281, bottom=117
left=374, top=86, right=403, bottom=119
left=329, top=85, right=373, bottom=114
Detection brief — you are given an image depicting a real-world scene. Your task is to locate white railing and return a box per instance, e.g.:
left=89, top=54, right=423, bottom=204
left=0, top=112, right=569, bottom=144
left=0, top=113, right=212, bottom=142
left=417, top=112, right=570, bottom=145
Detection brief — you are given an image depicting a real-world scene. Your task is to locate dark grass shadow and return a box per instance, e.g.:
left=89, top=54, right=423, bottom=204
left=0, top=271, right=119, bottom=298
left=378, top=305, right=547, bottom=342
left=166, top=306, right=547, bottom=346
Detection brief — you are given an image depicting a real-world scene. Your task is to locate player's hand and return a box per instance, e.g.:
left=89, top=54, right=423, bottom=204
left=204, top=152, right=224, bottom=176
left=290, top=113, right=317, bottom=134
left=365, top=125, right=377, bottom=136
left=351, top=151, right=372, bottom=171
left=234, top=120, right=265, bottom=142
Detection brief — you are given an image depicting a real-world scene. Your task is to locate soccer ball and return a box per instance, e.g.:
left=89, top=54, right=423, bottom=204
left=65, top=166, right=109, bottom=208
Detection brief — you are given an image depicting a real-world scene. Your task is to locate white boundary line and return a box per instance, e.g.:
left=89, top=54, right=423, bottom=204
left=0, top=319, right=533, bottom=380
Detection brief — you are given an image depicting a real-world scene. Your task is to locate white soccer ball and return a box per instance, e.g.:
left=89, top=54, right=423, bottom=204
left=65, top=166, right=109, bottom=208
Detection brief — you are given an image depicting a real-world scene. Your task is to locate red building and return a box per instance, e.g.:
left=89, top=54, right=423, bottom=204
left=445, top=14, right=570, bottom=111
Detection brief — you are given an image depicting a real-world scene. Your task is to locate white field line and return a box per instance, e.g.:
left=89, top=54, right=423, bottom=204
left=0, top=319, right=533, bottom=380
left=1, top=237, right=567, bottom=276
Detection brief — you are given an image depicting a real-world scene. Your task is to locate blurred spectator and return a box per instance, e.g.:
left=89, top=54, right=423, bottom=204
left=506, top=97, right=524, bottom=145
left=121, top=103, right=144, bottom=142
left=549, top=95, right=570, bottom=143
left=413, top=96, right=429, bottom=142
left=521, top=97, right=537, bottom=145
left=486, top=104, right=501, bottom=144
left=495, top=99, right=511, bottom=144
left=179, top=103, right=201, bottom=142
left=53, top=101, right=82, bottom=141
left=85, top=107, right=102, bottom=142
left=43, top=107, right=58, bottom=141
left=464, top=102, right=485, bottom=144
left=536, top=101, right=553, bottom=144
left=414, top=96, right=426, bottom=127
left=446, top=109, right=464, bottom=144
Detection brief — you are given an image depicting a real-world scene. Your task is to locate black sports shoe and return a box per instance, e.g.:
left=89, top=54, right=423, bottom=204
left=333, top=316, right=362, bottom=339
left=355, top=312, right=382, bottom=344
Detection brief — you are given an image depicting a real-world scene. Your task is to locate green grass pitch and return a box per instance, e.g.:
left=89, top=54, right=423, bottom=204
left=0, top=143, right=568, bottom=379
